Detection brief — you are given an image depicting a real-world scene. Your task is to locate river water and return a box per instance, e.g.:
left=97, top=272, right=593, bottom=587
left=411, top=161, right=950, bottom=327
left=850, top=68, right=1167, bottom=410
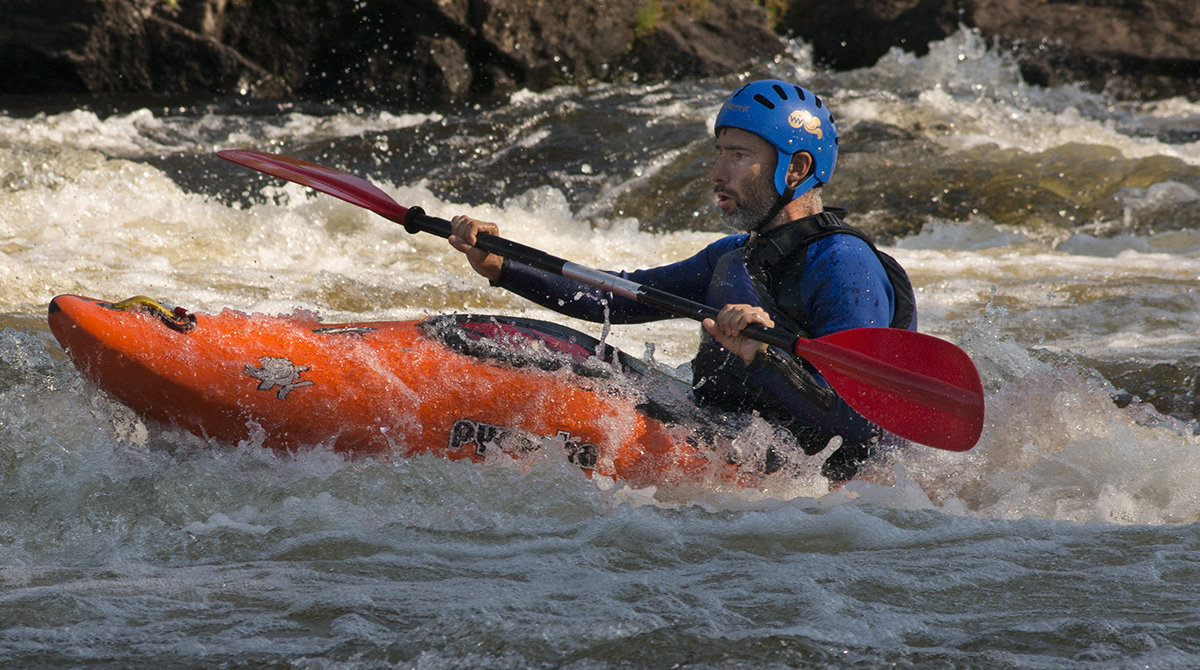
left=4, top=30, right=1200, bottom=667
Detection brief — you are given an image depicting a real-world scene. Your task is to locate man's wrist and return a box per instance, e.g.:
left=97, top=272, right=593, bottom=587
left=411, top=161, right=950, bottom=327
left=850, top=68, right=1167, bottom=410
left=487, top=258, right=510, bottom=286
left=745, top=344, right=771, bottom=369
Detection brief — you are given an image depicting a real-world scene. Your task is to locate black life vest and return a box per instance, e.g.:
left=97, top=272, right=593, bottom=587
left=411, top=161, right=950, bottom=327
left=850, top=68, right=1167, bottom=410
left=742, top=209, right=916, bottom=337
left=690, top=209, right=917, bottom=435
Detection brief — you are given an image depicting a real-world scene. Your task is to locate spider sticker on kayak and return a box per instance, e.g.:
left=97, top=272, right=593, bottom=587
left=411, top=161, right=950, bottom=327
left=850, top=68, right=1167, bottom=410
left=244, top=356, right=315, bottom=399
left=448, top=419, right=598, bottom=470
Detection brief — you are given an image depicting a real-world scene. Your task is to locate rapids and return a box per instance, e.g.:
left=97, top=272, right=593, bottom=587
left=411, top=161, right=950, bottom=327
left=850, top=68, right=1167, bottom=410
left=3, top=29, right=1200, bottom=668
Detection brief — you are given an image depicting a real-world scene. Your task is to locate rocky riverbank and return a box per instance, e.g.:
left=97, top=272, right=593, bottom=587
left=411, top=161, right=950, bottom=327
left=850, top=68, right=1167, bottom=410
left=2, top=0, right=1198, bottom=109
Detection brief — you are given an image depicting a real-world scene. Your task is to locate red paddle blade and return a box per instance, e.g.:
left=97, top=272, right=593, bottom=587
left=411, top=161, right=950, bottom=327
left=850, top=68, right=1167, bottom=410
left=795, top=328, right=984, bottom=452
left=218, top=150, right=409, bottom=223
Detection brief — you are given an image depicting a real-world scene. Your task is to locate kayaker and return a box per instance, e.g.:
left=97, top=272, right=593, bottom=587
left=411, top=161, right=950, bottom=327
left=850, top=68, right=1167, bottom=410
left=447, top=79, right=917, bottom=482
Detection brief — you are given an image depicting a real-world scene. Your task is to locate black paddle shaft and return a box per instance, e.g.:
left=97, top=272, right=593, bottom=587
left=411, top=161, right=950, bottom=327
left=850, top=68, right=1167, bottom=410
left=403, top=207, right=799, bottom=351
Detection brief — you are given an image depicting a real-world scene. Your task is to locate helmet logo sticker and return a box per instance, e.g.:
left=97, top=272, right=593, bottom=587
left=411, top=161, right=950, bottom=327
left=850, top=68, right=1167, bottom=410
left=788, top=110, right=823, bottom=139
left=244, top=356, right=315, bottom=400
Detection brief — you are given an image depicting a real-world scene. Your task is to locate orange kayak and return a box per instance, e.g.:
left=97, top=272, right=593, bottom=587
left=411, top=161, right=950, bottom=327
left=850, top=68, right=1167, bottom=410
left=48, top=295, right=741, bottom=488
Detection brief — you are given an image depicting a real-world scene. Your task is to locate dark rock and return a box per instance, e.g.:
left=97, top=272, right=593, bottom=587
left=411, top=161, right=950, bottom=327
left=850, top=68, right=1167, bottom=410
left=776, top=0, right=964, bottom=72
left=186, top=0, right=346, bottom=96
left=969, top=0, right=1200, bottom=101
left=621, top=1, right=783, bottom=79
left=779, top=0, right=1200, bottom=101
left=4, top=0, right=1198, bottom=106
left=0, top=0, right=287, bottom=97
left=0, top=0, right=784, bottom=107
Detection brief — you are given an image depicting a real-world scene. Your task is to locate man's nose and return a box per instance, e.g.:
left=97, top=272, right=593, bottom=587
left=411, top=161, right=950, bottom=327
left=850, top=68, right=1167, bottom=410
left=709, top=160, right=726, bottom=184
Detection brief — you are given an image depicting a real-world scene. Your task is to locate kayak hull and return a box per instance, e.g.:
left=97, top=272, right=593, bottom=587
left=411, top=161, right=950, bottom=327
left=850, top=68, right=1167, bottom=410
left=48, top=295, right=723, bottom=488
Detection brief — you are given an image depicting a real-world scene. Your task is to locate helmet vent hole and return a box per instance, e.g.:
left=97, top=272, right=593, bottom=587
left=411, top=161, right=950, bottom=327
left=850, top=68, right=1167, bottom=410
left=752, top=94, right=776, bottom=110
left=794, top=86, right=806, bottom=101
left=772, top=84, right=788, bottom=99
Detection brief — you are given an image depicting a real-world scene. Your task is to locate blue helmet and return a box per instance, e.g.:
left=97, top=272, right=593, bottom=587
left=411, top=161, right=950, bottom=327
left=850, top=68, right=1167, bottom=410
left=714, top=79, right=838, bottom=200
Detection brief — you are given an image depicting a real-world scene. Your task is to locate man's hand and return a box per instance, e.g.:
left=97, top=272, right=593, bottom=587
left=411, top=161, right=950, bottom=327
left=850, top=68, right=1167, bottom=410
left=702, top=304, right=772, bottom=365
left=448, top=215, right=506, bottom=281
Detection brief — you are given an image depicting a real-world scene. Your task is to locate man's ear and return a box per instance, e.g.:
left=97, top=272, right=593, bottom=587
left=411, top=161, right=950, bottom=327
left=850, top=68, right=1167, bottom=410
left=786, top=152, right=815, bottom=188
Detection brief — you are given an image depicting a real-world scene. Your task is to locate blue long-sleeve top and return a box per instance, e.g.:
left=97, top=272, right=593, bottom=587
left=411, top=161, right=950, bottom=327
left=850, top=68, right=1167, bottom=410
left=494, top=231, right=898, bottom=444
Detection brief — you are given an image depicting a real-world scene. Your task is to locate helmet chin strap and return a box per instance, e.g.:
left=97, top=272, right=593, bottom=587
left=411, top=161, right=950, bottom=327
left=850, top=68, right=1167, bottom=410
left=749, top=184, right=796, bottom=236
left=753, top=151, right=812, bottom=236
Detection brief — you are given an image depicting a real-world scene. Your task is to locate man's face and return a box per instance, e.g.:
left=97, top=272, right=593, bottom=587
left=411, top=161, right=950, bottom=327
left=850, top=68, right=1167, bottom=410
left=710, top=127, right=778, bottom=232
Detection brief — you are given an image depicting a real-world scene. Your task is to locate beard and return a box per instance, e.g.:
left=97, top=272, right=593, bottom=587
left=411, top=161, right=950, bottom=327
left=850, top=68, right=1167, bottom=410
left=717, top=173, right=779, bottom=232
